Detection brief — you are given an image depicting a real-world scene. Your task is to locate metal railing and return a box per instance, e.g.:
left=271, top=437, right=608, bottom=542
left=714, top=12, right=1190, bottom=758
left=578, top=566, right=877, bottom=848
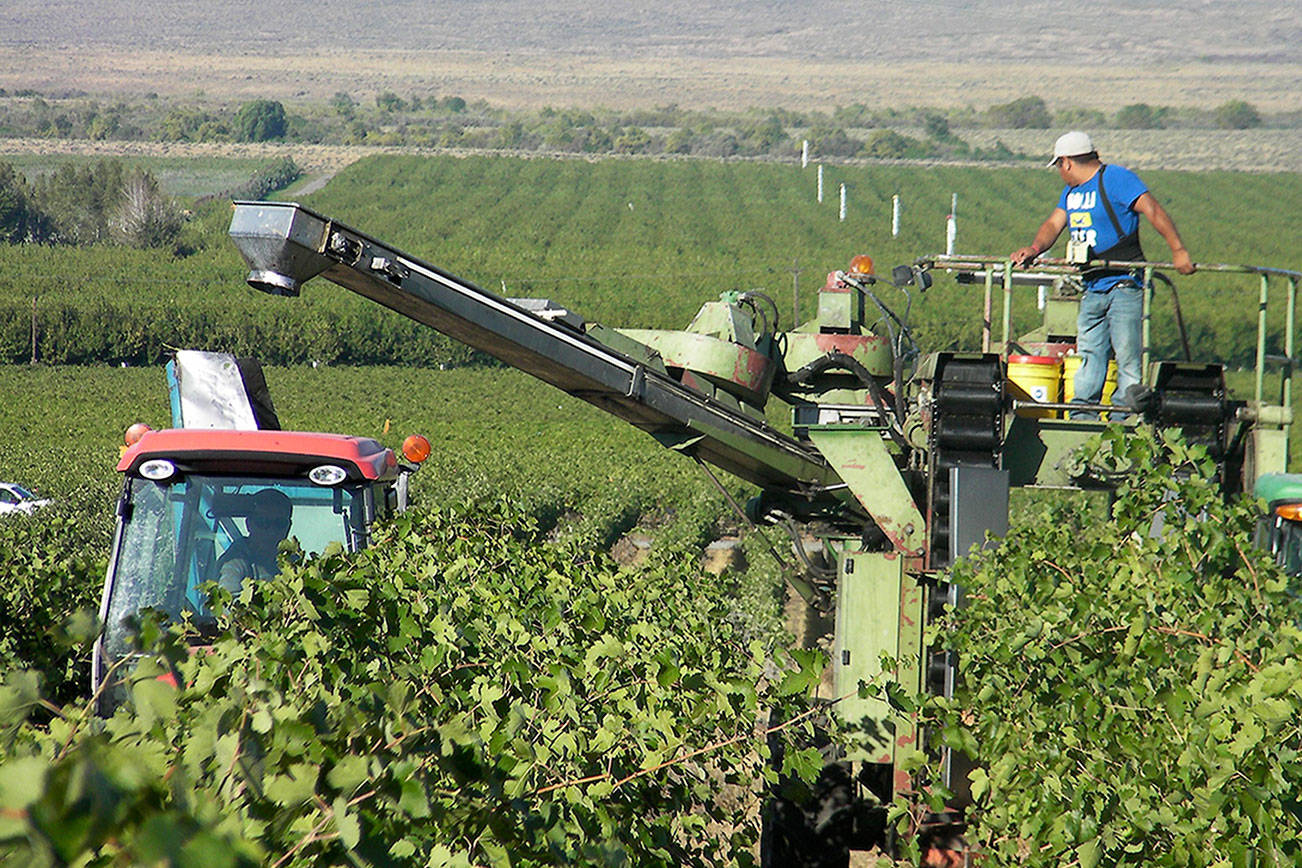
left=916, top=254, right=1301, bottom=436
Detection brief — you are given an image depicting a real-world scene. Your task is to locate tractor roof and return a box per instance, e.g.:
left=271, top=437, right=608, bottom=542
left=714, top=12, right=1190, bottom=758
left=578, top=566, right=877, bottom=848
left=1254, top=472, right=1302, bottom=507
left=118, top=429, right=400, bottom=481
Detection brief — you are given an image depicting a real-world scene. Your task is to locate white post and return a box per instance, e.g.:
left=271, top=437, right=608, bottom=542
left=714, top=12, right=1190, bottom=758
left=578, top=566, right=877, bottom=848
left=839, top=183, right=847, bottom=221
left=802, top=139, right=809, bottom=168
left=817, top=164, right=824, bottom=202
left=945, top=214, right=956, bottom=255
left=951, top=192, right=958, bottom=219
left=891, top=194, right=900, bottom=237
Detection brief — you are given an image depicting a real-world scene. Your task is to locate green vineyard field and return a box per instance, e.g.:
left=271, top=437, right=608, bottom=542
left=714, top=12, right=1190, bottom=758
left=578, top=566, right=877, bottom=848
left=3, top=153, right=1301, bottom=866
left=0, top=363, right=730, bottom=540
left=0, top=154, right=1297, bottom=367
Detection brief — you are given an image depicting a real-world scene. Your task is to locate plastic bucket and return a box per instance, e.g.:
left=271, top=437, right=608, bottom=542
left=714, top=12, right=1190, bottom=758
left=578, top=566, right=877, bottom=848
left=1007, top=354, right=1062, bottom=418
left=1062, top=354, right=1118, bottom=414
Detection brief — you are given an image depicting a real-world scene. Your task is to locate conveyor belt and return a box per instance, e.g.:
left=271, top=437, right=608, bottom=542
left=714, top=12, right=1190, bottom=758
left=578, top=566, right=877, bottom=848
left=229, top=201, right=845, bottom=498
left=927, top=354, right=1004, bottom=569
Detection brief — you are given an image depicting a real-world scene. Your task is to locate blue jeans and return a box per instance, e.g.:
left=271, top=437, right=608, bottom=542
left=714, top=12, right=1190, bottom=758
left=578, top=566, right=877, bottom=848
left=1071, top=282, right=1143, bottom=420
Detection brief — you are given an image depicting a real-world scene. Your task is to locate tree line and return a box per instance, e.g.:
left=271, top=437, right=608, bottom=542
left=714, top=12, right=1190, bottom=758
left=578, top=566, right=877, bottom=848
left=0, top=156, right=299, bottom=249
left=0, top=160, right=180, bottom=248
left=0, top=90, right=1277, bottom=163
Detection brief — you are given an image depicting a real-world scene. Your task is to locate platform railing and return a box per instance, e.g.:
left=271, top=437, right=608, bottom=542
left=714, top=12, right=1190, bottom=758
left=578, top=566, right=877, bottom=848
left=917, top=254, right=1301, bottom=437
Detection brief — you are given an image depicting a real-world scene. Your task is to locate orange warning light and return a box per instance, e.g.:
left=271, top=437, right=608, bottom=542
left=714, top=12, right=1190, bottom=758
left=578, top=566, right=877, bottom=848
left=125, top=422, right=152, bottom=446
left=402, top=434, right=432, bottom=464
left=1275, top=503, right=1302, bottom=521
left=847, top=254, right=875, bottom=276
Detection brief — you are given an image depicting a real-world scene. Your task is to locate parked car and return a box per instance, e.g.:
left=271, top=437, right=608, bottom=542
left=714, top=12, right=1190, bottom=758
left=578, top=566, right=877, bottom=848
left=0, top=482, right=51, bottom=515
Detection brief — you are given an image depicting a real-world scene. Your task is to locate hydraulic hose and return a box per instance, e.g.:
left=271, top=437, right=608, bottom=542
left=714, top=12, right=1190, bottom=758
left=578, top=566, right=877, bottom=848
left=1149, top=271, right=1192, bottom=361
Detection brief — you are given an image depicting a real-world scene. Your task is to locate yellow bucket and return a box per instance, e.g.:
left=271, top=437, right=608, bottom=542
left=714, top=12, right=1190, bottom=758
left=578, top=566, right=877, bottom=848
left=1007, top=354, right=1062, bottom=418
left=1062, top=354, right=1117, bottom=413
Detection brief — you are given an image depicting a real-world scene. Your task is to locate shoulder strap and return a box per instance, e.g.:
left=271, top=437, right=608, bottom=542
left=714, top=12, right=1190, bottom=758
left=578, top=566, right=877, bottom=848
left=1095, top=165, right=1127, bottom=240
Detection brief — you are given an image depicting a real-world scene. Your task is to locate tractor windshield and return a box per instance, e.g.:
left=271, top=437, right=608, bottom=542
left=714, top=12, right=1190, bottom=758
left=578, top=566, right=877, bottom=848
left=101, top=473, right=371, bottom=657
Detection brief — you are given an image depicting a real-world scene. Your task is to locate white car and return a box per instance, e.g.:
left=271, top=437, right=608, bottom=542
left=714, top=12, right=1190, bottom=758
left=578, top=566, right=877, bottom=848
left=0, top=483, right=51, bottom=515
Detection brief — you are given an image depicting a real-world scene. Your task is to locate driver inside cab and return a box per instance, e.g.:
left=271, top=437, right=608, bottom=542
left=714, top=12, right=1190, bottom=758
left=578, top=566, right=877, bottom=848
left=216, top=488, right=293, bottom=593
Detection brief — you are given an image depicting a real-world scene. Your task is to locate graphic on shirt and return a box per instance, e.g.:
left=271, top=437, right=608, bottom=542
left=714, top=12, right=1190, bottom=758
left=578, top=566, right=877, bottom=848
left=1065, top=191, right=1097, bottom=211
left=1069, top=212, right=1093, bottom=228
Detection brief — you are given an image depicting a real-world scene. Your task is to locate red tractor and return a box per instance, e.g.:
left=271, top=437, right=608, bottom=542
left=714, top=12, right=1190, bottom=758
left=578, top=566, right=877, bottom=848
left=92, top=353, right=429, bottom=700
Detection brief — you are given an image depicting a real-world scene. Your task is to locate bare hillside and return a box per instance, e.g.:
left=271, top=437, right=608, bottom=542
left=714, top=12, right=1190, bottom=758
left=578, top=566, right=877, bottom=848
left=2, top=1, right=1298, bottom=112
left=4, top=0, right=1296, bottom=64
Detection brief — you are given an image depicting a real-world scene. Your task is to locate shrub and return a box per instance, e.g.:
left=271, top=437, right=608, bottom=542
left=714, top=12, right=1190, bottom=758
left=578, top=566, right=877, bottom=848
left=233, top=99, right=287, bottom=142
left=906, top=428, right=1302, bottom=865
left=1114, top=103, right=1166, bottom=130
left=863, top=130, right=922, bottom=159
left=807, top=126, right=863, bottom=159
left=1214, top=100, right=1262, bottom=130
left=985, top=96, right=1052, bottom=129
left=0, top=501, right=823, bottom=866
left=0, top=506, right=107, bottom=707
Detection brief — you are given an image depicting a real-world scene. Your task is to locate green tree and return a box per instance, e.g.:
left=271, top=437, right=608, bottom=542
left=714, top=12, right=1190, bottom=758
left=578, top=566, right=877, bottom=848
left=985, top=96, right=1052, bottom=129
left=493, top=120, right=526, bottom=149
left=233, top=99, right=287, bottom=142
left=663, top=128, right=693, bottom=154
left=1114, top=103, right=1166, bottom=129
left=375, top=91, right=405, bottom=113
left=1213, top=99, right=1262, bottom=130
left=863, top=129, right=923, bottom=159
left=330, top=91, right=355, bottom=119
left=921, top=112, right=952, bottom=141
left=31, top=159, right=126, bottom=244
left=808, top=126, right=863, bottom=158
left=741, top=114, right=786, bottom=152
left=157, top=107, right=222, bottom=142
left=0, top=162, right=36, bottom=242
left=613, top=126, right=652, bottom=154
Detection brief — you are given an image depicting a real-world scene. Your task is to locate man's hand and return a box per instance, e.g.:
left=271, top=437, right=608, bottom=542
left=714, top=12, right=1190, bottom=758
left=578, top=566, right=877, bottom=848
left=1171, top=247, right=1196, bottom=275
left=1010, top=246, right=1039, bottom=267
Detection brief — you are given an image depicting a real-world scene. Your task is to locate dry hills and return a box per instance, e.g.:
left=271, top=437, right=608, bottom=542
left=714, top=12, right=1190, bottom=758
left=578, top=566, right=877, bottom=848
left=3, top=1, right=1300, bottom=112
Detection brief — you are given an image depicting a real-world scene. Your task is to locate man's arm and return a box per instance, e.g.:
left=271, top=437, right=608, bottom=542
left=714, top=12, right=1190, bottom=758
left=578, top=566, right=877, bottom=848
left=1133, top=192, right=1195, bottom=275
left=1010, top=208, right=1067, bottom=266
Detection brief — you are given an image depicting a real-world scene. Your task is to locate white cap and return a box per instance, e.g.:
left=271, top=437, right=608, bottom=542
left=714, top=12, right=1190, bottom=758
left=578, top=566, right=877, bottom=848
left=1047, top=130, right=1095, bottom=167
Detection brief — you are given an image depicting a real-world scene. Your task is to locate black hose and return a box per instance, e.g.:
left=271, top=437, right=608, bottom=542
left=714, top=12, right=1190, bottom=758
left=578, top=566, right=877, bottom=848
left=782, top=517, right=838, bottom=581
left=1149, top=271, right=1192, bottom=361
left=786, top=351, right=911, bottom=452
left=739, top=290, right=781, bottom=334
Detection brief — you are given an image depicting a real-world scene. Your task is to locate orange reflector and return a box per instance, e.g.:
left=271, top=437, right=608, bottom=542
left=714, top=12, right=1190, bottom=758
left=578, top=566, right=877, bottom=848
left=847, top=254, right=875, bottom=276
left=125, top=422, right=152, bottom=446
left=1275, top=503, right=1302, bottom=521
left=402, top=434, right=432, bottom=464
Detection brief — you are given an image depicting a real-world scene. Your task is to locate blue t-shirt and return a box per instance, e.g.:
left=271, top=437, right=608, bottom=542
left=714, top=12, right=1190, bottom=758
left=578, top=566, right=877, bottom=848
left=1058, top=164, right=1148, bottom=292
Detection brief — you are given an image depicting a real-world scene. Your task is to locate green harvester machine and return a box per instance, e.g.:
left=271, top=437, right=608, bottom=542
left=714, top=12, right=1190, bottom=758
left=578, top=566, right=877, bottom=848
left=227, top=201, right=1299, bottom=865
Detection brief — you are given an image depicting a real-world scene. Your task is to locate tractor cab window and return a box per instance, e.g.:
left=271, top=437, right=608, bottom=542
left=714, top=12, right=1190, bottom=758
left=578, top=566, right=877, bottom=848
left=102, top=473, right=372, bottom=656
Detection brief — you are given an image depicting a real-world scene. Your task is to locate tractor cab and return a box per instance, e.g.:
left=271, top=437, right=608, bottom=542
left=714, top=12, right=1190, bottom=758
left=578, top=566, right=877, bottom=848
left=1255, top=473, right=1302, bottom=579
left=92, top=426, right=429, bottom=696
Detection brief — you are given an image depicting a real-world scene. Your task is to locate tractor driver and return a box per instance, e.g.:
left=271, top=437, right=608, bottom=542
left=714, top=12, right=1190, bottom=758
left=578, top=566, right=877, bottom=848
left=216, top=488, right=293, bottom=593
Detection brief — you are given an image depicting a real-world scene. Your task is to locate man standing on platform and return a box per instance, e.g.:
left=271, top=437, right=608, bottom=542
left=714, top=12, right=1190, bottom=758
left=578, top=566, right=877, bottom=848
left=1010, top=131, right=1195, bottom=418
